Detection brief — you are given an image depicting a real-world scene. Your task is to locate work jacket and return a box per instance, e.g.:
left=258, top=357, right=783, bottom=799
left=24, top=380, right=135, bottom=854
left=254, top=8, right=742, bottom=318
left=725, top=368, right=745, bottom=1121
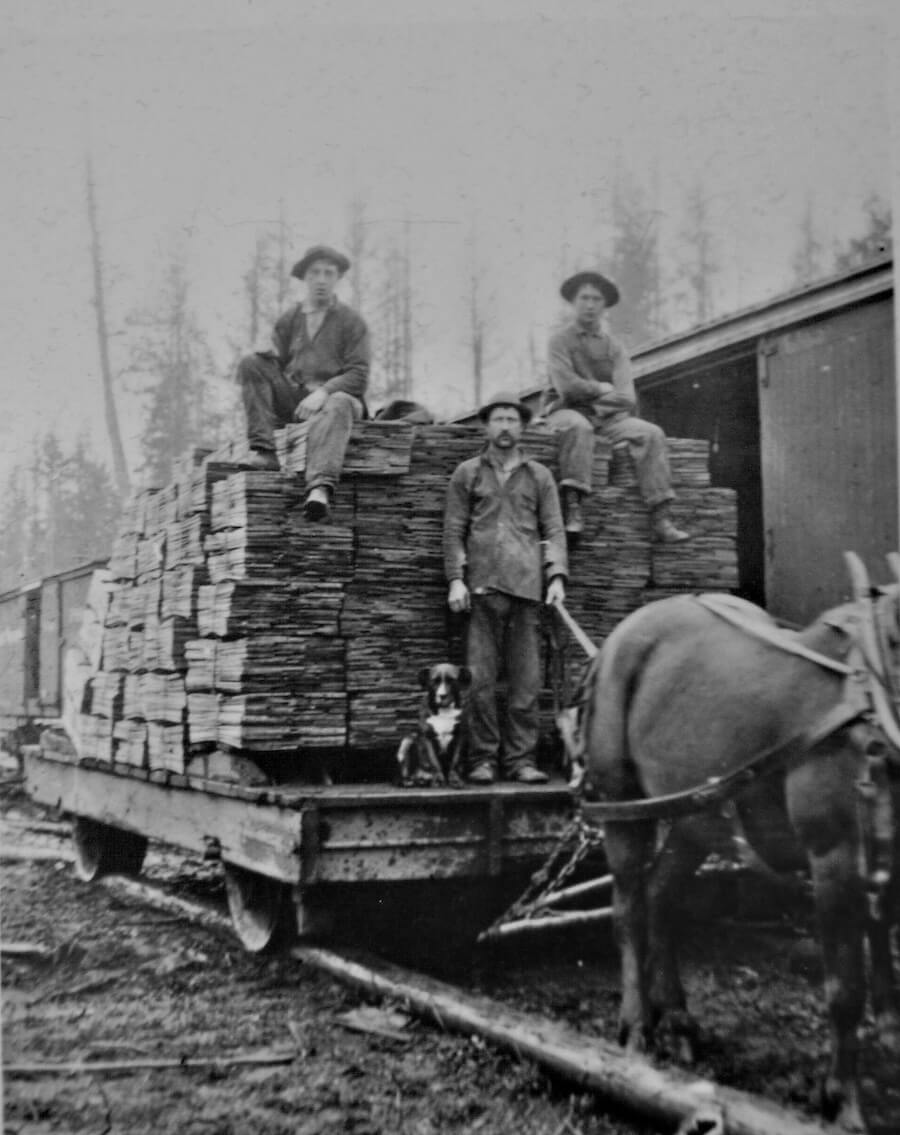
left=271, top=300, right=370, bottom=401
left=443, top=448, right=568, bottom=603
left=544, top=321, right=635, bottom=420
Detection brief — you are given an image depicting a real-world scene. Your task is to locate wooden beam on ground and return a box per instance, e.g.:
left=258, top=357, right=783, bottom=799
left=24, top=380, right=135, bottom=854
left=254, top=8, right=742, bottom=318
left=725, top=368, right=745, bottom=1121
left=292, top=946, right=843, bottom=1135
left=96, top=875, right=840, bottom=1135
left=0, top=846, right=74, bottom=863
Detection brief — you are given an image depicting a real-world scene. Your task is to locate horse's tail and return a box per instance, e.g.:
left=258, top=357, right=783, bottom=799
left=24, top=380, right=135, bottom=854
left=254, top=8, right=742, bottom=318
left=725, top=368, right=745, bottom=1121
left=581, top=623, right=641, bottom=795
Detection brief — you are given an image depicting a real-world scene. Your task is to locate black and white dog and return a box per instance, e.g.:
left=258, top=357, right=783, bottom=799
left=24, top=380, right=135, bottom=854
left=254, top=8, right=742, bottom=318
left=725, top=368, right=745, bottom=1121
left=396, top=663, right=471, bottom=788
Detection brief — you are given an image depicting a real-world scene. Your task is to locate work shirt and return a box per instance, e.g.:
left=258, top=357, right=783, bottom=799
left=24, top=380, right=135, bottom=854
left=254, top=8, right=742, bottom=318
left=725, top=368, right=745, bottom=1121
left=443, top=447, right=568, bottom=603
left=271, top=299, right=370, bottom=400
left=545, top=321, right=636, bottom=420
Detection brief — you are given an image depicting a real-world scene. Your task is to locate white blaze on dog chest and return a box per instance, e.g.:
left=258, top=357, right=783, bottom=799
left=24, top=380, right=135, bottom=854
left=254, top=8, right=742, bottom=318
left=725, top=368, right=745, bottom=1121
left=425, top=708, right=461, bottom=753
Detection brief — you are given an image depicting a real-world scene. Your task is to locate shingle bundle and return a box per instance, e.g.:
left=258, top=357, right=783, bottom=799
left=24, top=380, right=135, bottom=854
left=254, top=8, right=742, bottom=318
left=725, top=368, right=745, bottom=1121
left=72, top=421, right=737, bottom=777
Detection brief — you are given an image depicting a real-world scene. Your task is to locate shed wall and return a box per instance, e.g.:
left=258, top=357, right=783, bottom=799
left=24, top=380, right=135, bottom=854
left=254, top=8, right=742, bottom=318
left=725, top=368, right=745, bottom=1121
left=760, top=296, right=897, bottom=623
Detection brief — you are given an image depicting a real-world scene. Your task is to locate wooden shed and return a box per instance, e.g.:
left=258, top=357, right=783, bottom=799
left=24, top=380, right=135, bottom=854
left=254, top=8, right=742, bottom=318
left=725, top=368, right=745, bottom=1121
left=502, top=257, right=896, bottom=627
left=631, top=257, right=895, bottom=625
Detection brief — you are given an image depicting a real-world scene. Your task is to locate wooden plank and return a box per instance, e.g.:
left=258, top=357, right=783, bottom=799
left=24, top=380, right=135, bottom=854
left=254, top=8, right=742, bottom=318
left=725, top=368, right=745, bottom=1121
left=24, top=750, right=303, bottom=884
left=297, top=947, right=840, bottom=1135
left=761, top=299, right=897, bottom=623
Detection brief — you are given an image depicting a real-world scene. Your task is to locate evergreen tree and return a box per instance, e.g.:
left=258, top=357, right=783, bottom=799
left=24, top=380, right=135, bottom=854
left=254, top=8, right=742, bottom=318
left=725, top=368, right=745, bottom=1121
left=129, top=253, right=229, bottom=485
left=0, top=432, right=121, bottom=588
left=791, top=195, right=828, bottom=286
left=674, top=181, right=720, bottom=328
left=604, top=167, right=665, bottom=347
left=835, top=193, right=892, bottom=271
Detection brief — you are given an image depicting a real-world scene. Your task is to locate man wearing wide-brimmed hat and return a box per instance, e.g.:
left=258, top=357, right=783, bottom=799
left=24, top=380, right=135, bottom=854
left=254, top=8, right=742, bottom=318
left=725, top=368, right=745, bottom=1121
left=544, top=269, right=689, bottom=542
left=443, top=391, right=568, bottom=784
left=236, top=244, right=369, bottom=521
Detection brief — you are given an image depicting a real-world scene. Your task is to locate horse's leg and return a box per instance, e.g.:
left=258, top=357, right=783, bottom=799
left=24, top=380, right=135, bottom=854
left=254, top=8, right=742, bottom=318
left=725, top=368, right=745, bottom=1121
left=806, top=842, right=868, bottom=1132
left=645, top=819, right=709, bottom=1062
left=869, top=776, right=900, bottom=1054
left=788, top=744, right=868, bottom=1132
left=605, top=818, right=655, bottom=1051
left=868, top=908, right=900, bottom=1055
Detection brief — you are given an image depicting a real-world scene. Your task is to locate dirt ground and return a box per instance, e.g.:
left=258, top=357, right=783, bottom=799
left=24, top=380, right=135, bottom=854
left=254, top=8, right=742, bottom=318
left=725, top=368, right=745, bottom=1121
left=3, top=770, right=899, bottom=1135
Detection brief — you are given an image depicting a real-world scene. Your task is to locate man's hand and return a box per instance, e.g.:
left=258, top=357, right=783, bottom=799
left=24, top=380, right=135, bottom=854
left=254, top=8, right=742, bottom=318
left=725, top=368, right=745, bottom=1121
left=295, top=387, right=329, bottom=420
left=545, top=575, right=566, bottom=606
left=448, top=579, right=470, bottom=613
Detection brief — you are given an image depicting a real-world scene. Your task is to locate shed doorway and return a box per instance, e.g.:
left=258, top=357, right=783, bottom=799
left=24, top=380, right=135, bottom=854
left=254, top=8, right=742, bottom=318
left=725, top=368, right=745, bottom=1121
left=640, top=354, right=765, bottom=607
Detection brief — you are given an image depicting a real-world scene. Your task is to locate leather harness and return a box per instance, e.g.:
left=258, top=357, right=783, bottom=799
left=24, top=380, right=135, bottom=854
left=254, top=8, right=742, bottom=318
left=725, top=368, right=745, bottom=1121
left=574, top=591, right=900, bottom=826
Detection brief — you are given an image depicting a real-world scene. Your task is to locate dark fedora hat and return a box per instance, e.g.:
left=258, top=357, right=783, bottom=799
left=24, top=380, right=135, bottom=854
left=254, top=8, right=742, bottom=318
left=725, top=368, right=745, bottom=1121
left=477, top=390, right=533, bottom=424
left=291, top=244, right=351, bottom=280
left=560, top=270, right=619, bottom=307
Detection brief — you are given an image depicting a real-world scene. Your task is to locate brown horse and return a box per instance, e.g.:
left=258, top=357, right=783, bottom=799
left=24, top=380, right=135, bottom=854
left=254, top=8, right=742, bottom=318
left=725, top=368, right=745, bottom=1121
left=580, top=565, right=900, bottom=1133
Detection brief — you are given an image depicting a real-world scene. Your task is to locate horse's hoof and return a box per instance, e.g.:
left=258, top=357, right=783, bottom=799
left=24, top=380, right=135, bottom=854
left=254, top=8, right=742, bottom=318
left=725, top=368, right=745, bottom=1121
left=617, top=1019, right=650, bottom=1053
left=658, top=1009, right=701, bottom=1064
left=819, top=1076, right=867, bottom=1134
left=676, top=1033, right=697, bottom=1065
left=675, top=1105, right=725, bottom=1135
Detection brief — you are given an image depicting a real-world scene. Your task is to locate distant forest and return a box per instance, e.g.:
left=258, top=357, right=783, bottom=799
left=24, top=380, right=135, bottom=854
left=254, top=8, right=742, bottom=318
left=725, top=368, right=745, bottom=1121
left=0, top=181, right=890, bottom=594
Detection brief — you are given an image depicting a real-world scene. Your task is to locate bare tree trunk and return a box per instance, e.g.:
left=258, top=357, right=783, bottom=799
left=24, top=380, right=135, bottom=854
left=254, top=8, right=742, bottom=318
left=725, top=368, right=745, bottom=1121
left=346, top=196, right=368, bottom=314
left=401, top=217, right=412, bottom=398
left=244, top=234, right=264, bottom=347
left=275, top=199, right=290, bottom=311
left=467, top=222, right=488, bottom=409
left=85, top=153, right=130, bottom=497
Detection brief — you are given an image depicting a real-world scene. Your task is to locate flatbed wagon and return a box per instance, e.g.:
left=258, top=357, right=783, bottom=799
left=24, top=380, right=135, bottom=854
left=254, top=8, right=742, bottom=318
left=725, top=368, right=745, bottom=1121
left=8, top=419, right=738, bottom=953
left=23, top=744, right=574, bottom=951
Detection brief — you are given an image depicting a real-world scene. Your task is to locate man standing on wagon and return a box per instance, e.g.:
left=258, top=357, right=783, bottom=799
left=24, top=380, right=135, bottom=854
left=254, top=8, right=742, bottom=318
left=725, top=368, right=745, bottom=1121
left=236, top=244, right=370, bottom=522
left=544, top=269, right=689, bottom=542
left=443, top=392, right=568, bottom=784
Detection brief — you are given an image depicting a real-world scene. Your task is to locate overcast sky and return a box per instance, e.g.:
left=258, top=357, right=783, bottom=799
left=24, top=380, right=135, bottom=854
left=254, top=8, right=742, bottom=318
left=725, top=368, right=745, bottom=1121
left=1, top=0, right=894, bottom=484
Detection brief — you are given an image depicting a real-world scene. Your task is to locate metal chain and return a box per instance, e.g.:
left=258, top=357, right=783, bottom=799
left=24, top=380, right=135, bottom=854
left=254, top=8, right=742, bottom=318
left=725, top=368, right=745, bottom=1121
left=484, top=810, right=606, bottom=933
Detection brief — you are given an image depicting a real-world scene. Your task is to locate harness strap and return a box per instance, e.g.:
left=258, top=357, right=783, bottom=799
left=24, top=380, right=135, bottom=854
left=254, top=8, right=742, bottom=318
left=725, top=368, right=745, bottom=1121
left=551, top=597, right=599, bottom=660
left=694, top=594, right=853, bottom=677
left=581, top=696, right=868, bottom=825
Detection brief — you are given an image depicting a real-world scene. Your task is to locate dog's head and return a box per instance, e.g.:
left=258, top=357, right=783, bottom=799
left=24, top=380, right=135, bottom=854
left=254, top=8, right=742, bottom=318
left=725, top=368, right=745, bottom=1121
left=418, top=663, right=471, bottom=712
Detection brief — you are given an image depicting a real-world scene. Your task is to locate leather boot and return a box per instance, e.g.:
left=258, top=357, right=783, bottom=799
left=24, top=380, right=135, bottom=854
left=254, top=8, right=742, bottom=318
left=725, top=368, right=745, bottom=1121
left=651, top=502, right=690, bottom=543
left=303, top=486, right=331, bottom=522
left=563, top=487, right=584, bottom=534
left=238, top=448, right=280, bottom=472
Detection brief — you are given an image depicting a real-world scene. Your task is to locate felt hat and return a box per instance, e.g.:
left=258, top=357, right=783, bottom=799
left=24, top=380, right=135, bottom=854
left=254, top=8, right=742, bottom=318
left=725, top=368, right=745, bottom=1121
left=560, top=270, right=619, bottom=307
left=477, top=390, right=533, bottom=424
left=291, top=244, right=351, bottom=280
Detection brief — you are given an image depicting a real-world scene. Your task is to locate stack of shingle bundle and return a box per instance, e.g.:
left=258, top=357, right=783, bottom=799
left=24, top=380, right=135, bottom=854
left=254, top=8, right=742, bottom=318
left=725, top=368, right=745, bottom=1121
left=73, top=419, right=738, bottom=776
left=113, top=719, right=148, bottom=768
left=196, top=470, right=349, bottom=752
left=205, top=471, right=298, bottom=582
left=647, top=487, right=739, bottom=599
left=276, top=419, right=415, bottom=477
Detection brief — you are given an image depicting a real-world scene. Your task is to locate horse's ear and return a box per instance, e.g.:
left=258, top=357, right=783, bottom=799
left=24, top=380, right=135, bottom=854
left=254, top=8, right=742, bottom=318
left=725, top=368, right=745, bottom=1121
left=458, top=666, right=472, bottom=688
left=845, top=551, right=873, bottom=600
left=418, top=666, right=432, bottom=689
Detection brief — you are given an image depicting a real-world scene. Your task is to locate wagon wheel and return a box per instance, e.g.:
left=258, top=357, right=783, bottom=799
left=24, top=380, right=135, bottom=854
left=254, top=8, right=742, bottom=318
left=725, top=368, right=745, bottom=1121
left=71, top=816, right=148, bottom=882
left=223, top=863, right=296, bottom=954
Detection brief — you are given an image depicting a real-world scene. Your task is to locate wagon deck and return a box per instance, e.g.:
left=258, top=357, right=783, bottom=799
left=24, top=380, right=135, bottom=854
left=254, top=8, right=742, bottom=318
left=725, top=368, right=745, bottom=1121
left=24, top=744, right=574, bottom=948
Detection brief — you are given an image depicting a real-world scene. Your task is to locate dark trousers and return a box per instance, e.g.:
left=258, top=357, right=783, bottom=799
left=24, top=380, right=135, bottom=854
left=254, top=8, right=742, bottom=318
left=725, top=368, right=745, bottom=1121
left=467, top=592, right=541, bottom=773
left=546, top=407, right=675, bottom=507
left=238, top=353, right=302, bottom=452
left=238, top=353, right=363, bottom=490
